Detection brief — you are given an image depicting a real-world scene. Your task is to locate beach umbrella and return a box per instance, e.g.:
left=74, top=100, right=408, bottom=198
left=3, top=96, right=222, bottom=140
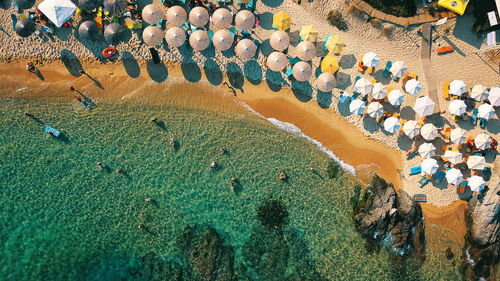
left=142, top=4, right=163, bottom=25
left=478, top=103, right=495, bottom=120
left=189, top=30, right=210, bottom=50
left=403, top=120, right=421, bottom=138
left=104, top=23, right=126, bottom=44
left=450, top=128, right=467, bottom=145
left=212, top=29, right=233, bottom=51
left=189, top=6, right=209, bottom=27
left=468, top=176, right=485, bottom=192
left=448, top=99, right=466, bottom=116
left=165, top=26, right=185, bottom=48
left=352, top=77, right=373, bottom=97
left=413, top=96, right=435, bottom=117
left=421, top=123, right=438, bottom=141
left=366, top=102, right=383, bottom=118
left=299, top=25, right=318, bottom=42
left=320, top=55, right=339, bottom=74
left=446, top=168, right=463, bottom=185
left=273, top=11, right=290, bottom=31
left=235, top=39, right=256, bottom=60
left=488, top=87, right=500, bottom=106
left=235, top=10, right=255, bottom=31
left=470, top=85, right=489, bottom=101
left=266, top=52, right=287, bottom=72
left=418, top=143, right=436, bottom=158
left=325, top=35, right=344, bottom=53
left=15, top=19, right=35, bottom=37
left=444, top=150, right=463, bottom=164
left=16, top=0, right=35, bottom=10
left=405, top=79, right=422, bottom=95
left=166, top=6, right=187, bottom=27
left=296, top=41, right=316, bottom=61
left=390, top=61, right=407, bottom=78
left=78, top=0, right=99, bottom=11
left=142, top=26, right=163, bottom=46
left=467, top=155, right=486, bottom=170
left=38, top=0, right=77, bottom=28
left=383, top=117, right=401, bottom=134
left=474, top=133, right=491, bottom=150
left=349, top=99, right=366, bottom=115
left=292, top=61, right=312, bottom=82
left=371, top=83, right=388, bottom=100
left=270, top=30, right=290, bottom=51
left=422, top=158, right=439, bottom=175
left=103, top=0, right=126, bottom=17
left=388, top=89, right=404, bottom=106
left=316, top=72, right=336, bottom=92
left=212, top=8, right=232, bottom=29
left=449, top=80, right=466, bottom=96
left=362, top=51, right=380, bottom=68
left=78, top=21, right=98, bottom=40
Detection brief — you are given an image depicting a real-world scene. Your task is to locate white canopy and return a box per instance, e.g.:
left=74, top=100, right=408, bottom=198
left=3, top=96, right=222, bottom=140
left=362, top=51, right=380, bottom=68
left=449, top=80, right=466, bottom=96
left=383, top=117, right=401, bottom=134
left=389, top=61, right=407, bottom=78
left=478, top=103, right=495, bottom=120
left=470, top=85, right=489, bottom=101
left=366, top=102, right=383, bottom=118
left=418, top=142, right=436, bottom=158
left=444, top=150, right=462, bottom=164
left=488, top=87, right=500, bottom=106
left=371, top=83, right=387, bottom=100
left=349, top=99, right=366, bottom=115
left=405, top=79, right=421, bottom=95
left=38, top=0, right=76, bottom=28
left=422, top=158, right=439, bottom=175
left=448, top=99, right=466, bottom=116
left=388, top=89, right=404, bottom=106
left=467, top=155, right=486, bottom=170
left=446, top=168, right=463, bottom=185
left=352, top=77, right=373, bottom=97
left=450, top=127, right=467, bottom=144
left=421, top=123, right=438, bottom=140
left=316, top=72, right=336, bottom=92
left=413, top=96, right=435, bottom=117
left=403, top=120, right=421, bottom=138
left=468, top=176, right=485, bottom=192
left=474, top=133, right=491, bottom=150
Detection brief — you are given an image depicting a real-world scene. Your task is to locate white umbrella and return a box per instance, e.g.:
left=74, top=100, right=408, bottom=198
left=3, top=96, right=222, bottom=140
left=474, top=133, right=491, bottom=150
left=352, top=77, right=373, bottom=97
left=413, top=96, right=435, bottom=117
left=418, top=143, right=436, bottom=158
left=349, top=99, right=366, bottom=115
left=142, top=26, right=163, bottom=46
left=267, top=52, right=287, bottom=72
left=468, top=176, right=485, bottom=192
left=388, top=89, right=404, bottom=106
left=488, top=87, right=500, bottom=106
left=38, top=0, right=76, bottom=28
left=403, top=120, right=421, bottom=138
left=405, top=79, right=421, bottom=95
left=189, top=6, right=209, bottom=27
left=389, top=61, right=407, bottom=78
left=422, top=158, right=439, bottom=175
left=467, top=155, right=486, bottom=170
left=142, top=4, right=163, bottom=25
left=371, top=83, right=387, bottom=100
left=450, top=128, right=467, bottom=145
left=166, top=6, right=187, bottom=27
left=165, top=26, right=185, bottom=48
left=478, top=103, right=495, bottom=120
left=444, top=150, right=462, bottom=164
left=292, top=61, right=312, bottom=82
left=212, top=8, right=232, bottom=29
left=316, top=72, right=336, bottom=92
left=362, top=51, right=380, bottom=68
left=446, top=168, right=463, bottom=185
left=421, top=123, right=438, bottom=140
left=296, top=41, right=316, bottom=61
left=383, top=117, right=401, bottom=134
left=189, top=30, right=210, bottom=50
left=212, top=29, right=233, bottom=51
left=366, top=102, right=383, bottom=118
left=470, top=85, right=489, bottom=101
left=448, top=99, right=466, bottom=116
left=235, top=10, right=255, bottom=31
left=449, top=80, right=466, bottom=96
left=235, top=39, right=256, bottom=60
left=270, top=30, right=290, bottom=51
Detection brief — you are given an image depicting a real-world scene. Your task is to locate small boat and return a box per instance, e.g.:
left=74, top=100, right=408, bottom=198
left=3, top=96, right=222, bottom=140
left=413, top=194, right=426, bottom=202
left=45, top=125, right=60, bottom=137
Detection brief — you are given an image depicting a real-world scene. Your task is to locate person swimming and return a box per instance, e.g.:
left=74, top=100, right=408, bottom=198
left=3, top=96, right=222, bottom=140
left=211, top=161, right=218, bottom=169
left=220, top=147, right=226, bottom=154
left=169, top=134, right=175, bottom=148
left=279, top=171, right=287, bottom=181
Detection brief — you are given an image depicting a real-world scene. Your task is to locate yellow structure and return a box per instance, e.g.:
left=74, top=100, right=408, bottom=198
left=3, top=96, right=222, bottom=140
left=299, top=25, right=318, bottom=42
left=437, top=0, right=469, bottom=16
left=321, top=56, right=340, bottom=74
left=273, top=11, right=291, bottom=31
left=325, top=35, right=344, bottom=54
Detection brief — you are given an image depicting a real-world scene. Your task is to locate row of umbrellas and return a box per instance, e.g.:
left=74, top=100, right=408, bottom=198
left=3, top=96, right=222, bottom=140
left=419, top=159, right=485, bottom=191
left=448, top=81, right=500, bottom=106
left=353, top=77, right=422, bottom=101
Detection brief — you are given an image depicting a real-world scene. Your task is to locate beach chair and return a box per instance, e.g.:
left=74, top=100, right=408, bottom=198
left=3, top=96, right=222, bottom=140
left=392, top=112, right=400, bottom=118
left=350, top=93, right=359, bottom=101
left=371, top=78, right=376, bottom=84
left=479, top=118, right=486, bottom=129
left=44, top=125, right=60, bottom=137
left=339, top=91, right=350, bottom=103
left=471, top=108, right=478, bottom=125
left=41, top=25, right=53, bottom=33
left=322, top=34, right=331, bottom=51
left=406, top=146, right=418, bottom=159
left=436, top=45, right=453, bottom=54
left=354, top=75, right=361, bottom=84
left=96, top=17, right=103, bottom=35
left=444, top=127, right=451, bottom=141
left=411, top=73, right=416, bottom=79
left=208, top=29, right=213, bottom=41
left=458, top=181, right=468, bottom=193
left=410, top=166, right=422, bottom=175
left=367, top=67, right=373, bottom=74
left=229, top=27, right=236, bottom=39
left=289, top=57, right=300, bottom=66
left=285, top=68, right=293, bottom=79
left=443, top=81, right=450, bottom=99
left=419, top=177, right=429, bottom=187
left=402, top=72, right=409, bottom=86
left=433, top=171, right=445, bottom=184
left=413, top=194, right=426, bottom=202
left=383, top=61, right=392, bottom=78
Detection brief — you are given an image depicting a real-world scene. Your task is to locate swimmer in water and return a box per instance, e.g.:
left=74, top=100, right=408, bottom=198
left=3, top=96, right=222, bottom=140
left=210, top=161, right=218, bottom=169
left=279, top=171, right=287, bottom=181
left=169, top=134, right=175, bottom=148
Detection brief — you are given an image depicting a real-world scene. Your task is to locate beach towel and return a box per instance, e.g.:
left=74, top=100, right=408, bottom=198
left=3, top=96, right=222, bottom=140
left=11, top=14, right=17, bottom=31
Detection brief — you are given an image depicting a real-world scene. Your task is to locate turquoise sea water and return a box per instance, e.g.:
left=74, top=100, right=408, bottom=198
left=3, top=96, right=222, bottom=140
left=0, top=96, right=463, bottom=280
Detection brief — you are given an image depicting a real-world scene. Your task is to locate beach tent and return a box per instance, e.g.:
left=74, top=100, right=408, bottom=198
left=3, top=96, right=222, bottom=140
left=390, top=61, right=407, bottom=78
left=352, top=77, right=373, bottom=97
left=388, top=89, right=404, bottom=106
left=421, top=123, right=438, bottom=140
left=349, top=99, right=366, bottom=115
left=212, top=29, right=233, bottom=51
left=78, top=21, right=98, bottom=40
left=467, top=155, right=486, bottom=170
left=16, top=0, right=35, bottom=10
left=78, top=0, right=99, bottom=11
left=320, top=55, right=339, bottom=74
left=273, top=11, right=291, bottom=31
left=468, top=176, right=485, bottom=192
left=296, top=41, right=316, bottom=61
left=450, top=127, right=467, bottom=144
left=371, top=83, right=387, bottom=100
left=403, top=120, right=421, bottom=139
left=235, top=10, right=255, bottom=31
left=270, top=30, right=290, bottom=51
left=267, top=52, right=287, bottom=72
left=325, top=35, right=344, bottom=53
left=292, top=61, right=312, bottom=82
left=437, top=0, right=469, bottom=16
left=422, top=158, right=439, bottom=175
left=383, top=117, right=401, bottom=134
left=212, top=8, right=232, bottom=29
left=142, top=4, right=163, bottom=25
left=103, top=0, right=126, bottom=17
left=235, top=39, right=257, bottom=60
left=449, top=80, right=466, bottom=96
left=316, top=72, right=336, bottom=92
left=15, top=18, right=36, bottom=37
left=445, top=168, right=463, bottom=185
left=189, top=30, right=210, bottom=50
left=38, top=0, right=77, bottom=28
left=142, top=26, right=163, bottom=46
left=488, top=87, right=500, bottom=106
left=413, top=96, right=435, bottom=117
left=405, top=79, right=422, bottom=95
left=165, top=27, right=185, bottom=48
left=470, top=85, right=489, bottom=101
left=189, top=6, right=209, bottom=27
left=366, top=102, right=383, bottom=118
left=166, top=6, right=186, bottom=27
left=444, top=150, right=462, bottom=164
left=474, top=133, right=491, bottom=150
left=478, top=103, right=495, bottom=120
left=448, top=99, right=466, bottom=116
left=104, top=23, right=126, bottom=44
left=362, top=51, right=380, bottom=68
left=299, top=25, right=318, bottom=42
left=418, top=143, right=436, bottom=159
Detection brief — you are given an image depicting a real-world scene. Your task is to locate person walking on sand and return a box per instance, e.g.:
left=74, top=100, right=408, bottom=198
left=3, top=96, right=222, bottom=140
left=26, top=62, right=35, bottom=72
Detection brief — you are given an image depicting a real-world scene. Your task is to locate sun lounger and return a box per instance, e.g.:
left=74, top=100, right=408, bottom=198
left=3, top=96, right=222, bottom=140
left=444, top=127, right=451, bottom=141
left=289, top=57, right=300, bottom=66
left=433, top=171, right=445, bottom=184
left=411, top=73, right=416, bottom=79
left=470, top=108, right=478, bottom=125
left=208, top=29, right=213, bottom=41
left=322, top=34, right=331, bottom=51
left=419, top=177, right=429, bottom=187
left=96, top=17, right=103, bottom=35
left=45, top=125, right=60, bottom=137
left=407, top=150, right=418, bottom=160
left=479, top=118, right=486, bottom=129
left=354, top=75, right=361, bottom=84
left=11, top=14, right=17, bottom=31
left=367, top=67, right=373, bottom=74
left=285, top=68, right=293, bottom=78
left=229, top=26, right=236, bottom=39
left=339, top=91, right=350, bottom=103
left=402, top=72, right=409, bottom=86
left=350, top=93, right=359, bottom=101
left=443, top=81, right=450, bottom=99
left=41, top=25, right=53, bottom=33
left=458, top=181, right=468, bottom=193
left=410, top=166, right=422, bottom=175
left=392, top=113, right=399, bottom=118
left=413, top=194, right=426, bottom=202
left=383, top=61, right=392, bottom=78
left=441, top=145, right=458, bottom=151
left=436, top=45, right=453, bottom=54
left=371, top=78, right=376, bottom=83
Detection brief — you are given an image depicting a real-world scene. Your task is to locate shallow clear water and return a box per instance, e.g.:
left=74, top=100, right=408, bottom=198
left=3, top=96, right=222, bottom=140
left=0, top=98, right=462, bottom=280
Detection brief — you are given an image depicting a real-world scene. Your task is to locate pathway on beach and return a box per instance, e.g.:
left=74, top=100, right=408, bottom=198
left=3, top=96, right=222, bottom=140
left=420, top=23, right=440, bottom=113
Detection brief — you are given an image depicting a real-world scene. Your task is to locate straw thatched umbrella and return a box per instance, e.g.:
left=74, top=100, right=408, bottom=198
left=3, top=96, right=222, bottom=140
left=444, top=150, right=462, bottom=165
left=449, top=80, right=466, bottom=96
left=421, top=123, right=438, bottom=141
left=320, top=55, right=339, bottom=74
left=166, top=6, right=186, bottom=27
left=405, top=79, right=421, bottom=95
left=235, top=10, right=255, bottom=31
left=104, top=0, right=127, bottom=17
left=78, top=20, right=98, bottom=40
left=388, top=89, right=404, bottom=106
left=390, top=61, right=407, bottom=78
left=142, top=26, right=163, bottom=46
left=470, top=85, right=489, bottom=101
left=212, top=8, right=232, bottom=29
left=104, top=23, right=126, bottom=44
left=403, top=120, right=421, bottom=139
left=467, top=155, right=486, bottom=170
left=478, top=103, right=495, bottom=120
left=165, top=26, right=185, bottom=48
left=362, top=51, right=379, bottom=68
left=488, top=87, right=500, bottom=106
left=445, top=168, right=463, bottom=185
left=324, top=35, right=344, bottom=53
left=212, top=29, right=233, bottom=51
left=383, top=117, right=401, bottom=134
left=292, top=61, right=312, bottom=82
left=316, top=72, right=336, bottom=92
left=299, top=25, right=318, bottom=42
left=474, top=133, right=491, bottom=150
left=352, top=77, right=373, bottom=97
left=273, top=11, right=290, bottom=31
left=371, top=83, right=387, bottom=100
left=15, top=18, right=35, bottom=37
left=422, top=158, right=438, bottom=175
left=189, top=29, right=210, bottom=50
left=296, top=41, right=316, bottom=61
left=413, top=96, right=435, bottom=117
left=350, top=99, right=366, bottom=115
left=266, top=52, right=287, bottom=72
left=366, top=102, right=383, bottom=118
left=235, top=39, right=256, bottom=60
left=270, top=30, right=289, bottom=51
left=142, top=4, right=163, bottom=25
left=189, top=6, right=209, bottom=27
left=418, top=143, right=436, bottom=158
left=448, top=99, right=466, bottom=116
left=468, top=176, right=485, bottom=192
left=78, top=0, right=99, bottom=11
left=450, top=128, right=467, bottom=145
left=16, top=0, right=35, bottom=10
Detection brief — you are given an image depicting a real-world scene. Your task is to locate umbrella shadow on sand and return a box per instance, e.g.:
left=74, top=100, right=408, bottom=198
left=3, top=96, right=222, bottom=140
left=316, top=90, right=332, bottom=109
left=338, top=54, right=356, bottom=69
left=291, top=81, right=312, bottom=103
left=397, top=135, right=414, bottom=151
left=259, top=12, right=274, bottom=30
left=181, top=57, right=202, bottom=83
left=244, top=60, right=263, bottom=85
left=122, top=51, right=140, bottom=78
left=363, top=115, right=379, bottom=133
left=261, top=0, right=283, bottom=8
left=146, top=60, right=168, bottom=83
left=227, top=62, right=245, bottom=92
left=400, top=105, right=415, bottom=120
left=265, top=69, right=287, bottom=92
left=204, top=58, right=223, bottom=86
left=334, top=72, right=351, bottom=90
left=60, top=49, right=83, bottom=76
